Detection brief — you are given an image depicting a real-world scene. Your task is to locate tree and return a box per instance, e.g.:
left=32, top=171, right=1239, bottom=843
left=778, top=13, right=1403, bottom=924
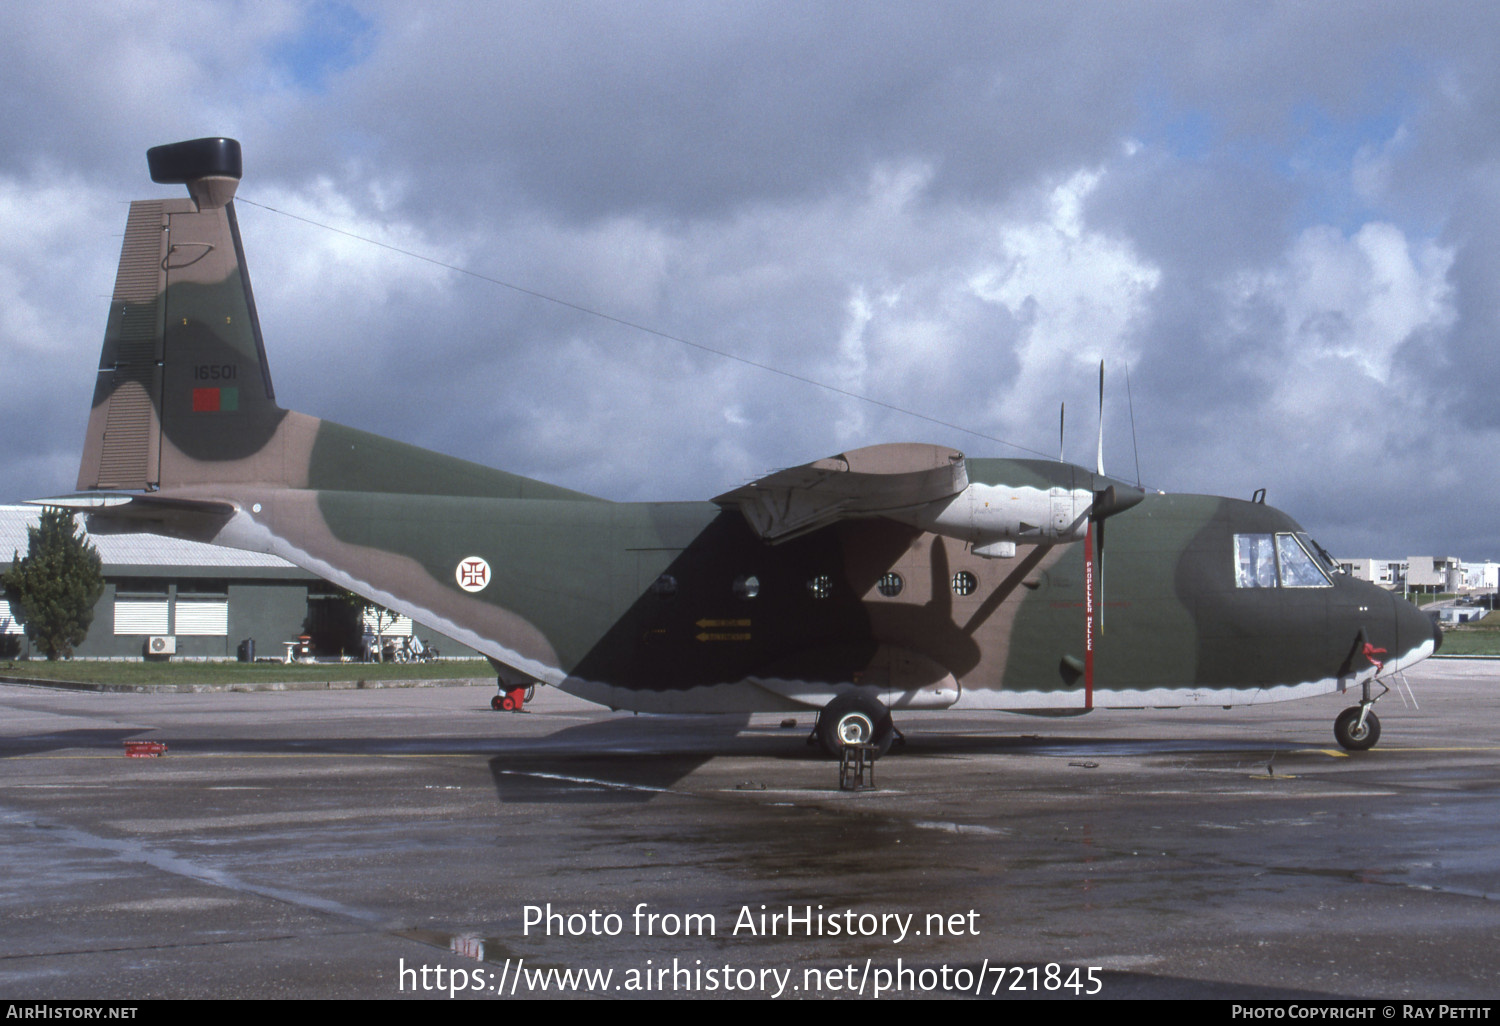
left=2, top=508, right=105, bottom=660
left=362, top=601, right=404, bottom=662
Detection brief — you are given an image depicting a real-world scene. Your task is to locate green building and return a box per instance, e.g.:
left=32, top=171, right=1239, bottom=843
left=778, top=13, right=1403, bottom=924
left=0, top=505, right=478, bottom=661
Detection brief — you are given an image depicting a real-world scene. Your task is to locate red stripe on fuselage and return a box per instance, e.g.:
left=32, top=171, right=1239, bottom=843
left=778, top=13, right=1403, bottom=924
left=1084, top=518, right=1094, bottom=710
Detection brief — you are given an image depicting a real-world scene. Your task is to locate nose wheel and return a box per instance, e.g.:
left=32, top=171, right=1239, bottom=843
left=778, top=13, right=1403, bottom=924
left=1334, top=705, right=1381, bottom=750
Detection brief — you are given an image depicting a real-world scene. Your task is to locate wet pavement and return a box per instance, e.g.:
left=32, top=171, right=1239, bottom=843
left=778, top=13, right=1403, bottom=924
left=2, top=660, right=1498, bottom=999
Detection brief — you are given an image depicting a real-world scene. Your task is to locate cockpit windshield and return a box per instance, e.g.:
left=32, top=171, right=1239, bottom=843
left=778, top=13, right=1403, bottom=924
left=1234, top=532, right=1333, bottom=588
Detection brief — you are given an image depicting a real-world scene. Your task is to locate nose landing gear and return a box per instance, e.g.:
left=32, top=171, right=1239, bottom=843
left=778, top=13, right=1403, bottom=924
left=1334, top=676, right=1388, bottom=751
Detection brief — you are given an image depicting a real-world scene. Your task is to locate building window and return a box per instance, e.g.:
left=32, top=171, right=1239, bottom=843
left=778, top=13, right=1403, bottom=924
left=175, top=600, right=228, bottom=636
left=175, top=580, right=228, bottom=636
left=362, top=608, right=413, bottom=637
left=114, top=600, right=169, bottom=635
left=114, top=581, right=168, bottom=635
left=0, top=599, right=24, bottom=636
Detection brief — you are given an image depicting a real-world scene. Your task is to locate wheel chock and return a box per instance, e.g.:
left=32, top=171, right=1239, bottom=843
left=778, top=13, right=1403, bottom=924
left=839, top=744, right=877, bottom=791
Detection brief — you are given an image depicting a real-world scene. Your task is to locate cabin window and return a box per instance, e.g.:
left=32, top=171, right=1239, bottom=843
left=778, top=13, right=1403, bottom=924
left=807, top=575, right=832, bottom=599
left=649, top=574, right=677, bottom=598
left=951, top=571, right=977, bottom=596
left=877, top=572, right=904, bottom=597
left=733, top=574, right=761, bottom=599
left=1234, top=533, right=1332, bottom=588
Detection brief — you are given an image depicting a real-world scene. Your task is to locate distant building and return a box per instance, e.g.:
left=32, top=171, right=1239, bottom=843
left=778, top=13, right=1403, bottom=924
left=1339, top=555, right=1486, bottom=594
left=1340, top=558, right=1400, bottom=588
left=1406, top=556, right=1464, bottom=593
left=1463, top=561, right=1500, bottom=591
left=1437, top=606, right=1489, bottom=624
left=0, top=506, right=479, bottom=661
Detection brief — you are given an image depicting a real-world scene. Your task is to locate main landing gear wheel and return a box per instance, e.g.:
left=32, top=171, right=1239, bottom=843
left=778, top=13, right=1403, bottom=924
left=491, top=686, right=533, bottom=712
left=816, top=693, right=894, bottom=759
left=1334, top=706, right=1381, bottom=751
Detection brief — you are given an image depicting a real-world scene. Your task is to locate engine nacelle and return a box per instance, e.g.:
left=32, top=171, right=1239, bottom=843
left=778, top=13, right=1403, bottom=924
left=887, top=483, right=1093, bottom=547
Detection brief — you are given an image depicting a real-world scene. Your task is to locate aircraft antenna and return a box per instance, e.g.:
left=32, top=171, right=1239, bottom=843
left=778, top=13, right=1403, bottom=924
left=236, top=196, right=1058, bottom=461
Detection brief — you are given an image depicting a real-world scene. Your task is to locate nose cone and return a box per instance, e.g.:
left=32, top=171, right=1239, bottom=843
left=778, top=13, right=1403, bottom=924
left=1391, top=592, right=1440, bottom=667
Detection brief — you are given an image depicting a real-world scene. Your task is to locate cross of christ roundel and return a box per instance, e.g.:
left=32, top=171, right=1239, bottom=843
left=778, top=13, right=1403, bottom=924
left=455, top=556, right=491, bottom=593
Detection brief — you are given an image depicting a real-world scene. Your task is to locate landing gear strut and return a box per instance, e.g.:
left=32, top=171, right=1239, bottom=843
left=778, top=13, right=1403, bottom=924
left=1334, top=678, right=1386, bottom=751
left=813, top=693, right=895, bottom=759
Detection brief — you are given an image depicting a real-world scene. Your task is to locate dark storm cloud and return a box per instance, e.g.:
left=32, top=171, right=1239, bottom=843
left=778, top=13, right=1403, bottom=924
left=312, top=2, right=1139, bottom=222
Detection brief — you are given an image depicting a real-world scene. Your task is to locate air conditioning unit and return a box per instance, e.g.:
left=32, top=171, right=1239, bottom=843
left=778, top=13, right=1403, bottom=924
left=148, top=635, right=177, bottom=655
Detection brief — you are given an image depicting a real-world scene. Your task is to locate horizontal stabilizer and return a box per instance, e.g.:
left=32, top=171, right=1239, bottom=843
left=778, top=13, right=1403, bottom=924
left=27, top=493, right=236, bottom=543
left=714, top=443, right=967, bottom=542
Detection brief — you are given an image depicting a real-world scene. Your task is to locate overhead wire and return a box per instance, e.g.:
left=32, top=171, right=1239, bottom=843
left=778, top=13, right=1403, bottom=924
left=236, top=195, right=1055, bottom=461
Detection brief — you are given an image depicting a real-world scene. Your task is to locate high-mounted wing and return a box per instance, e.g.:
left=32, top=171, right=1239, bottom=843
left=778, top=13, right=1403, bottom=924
left=713, top=443, right=967, bottom=543
left=716, top=442, right=1145, bottom=557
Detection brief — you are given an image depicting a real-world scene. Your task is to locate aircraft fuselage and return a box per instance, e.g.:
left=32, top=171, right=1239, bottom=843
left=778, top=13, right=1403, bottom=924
left=182, top=454, right=1434, bottom=719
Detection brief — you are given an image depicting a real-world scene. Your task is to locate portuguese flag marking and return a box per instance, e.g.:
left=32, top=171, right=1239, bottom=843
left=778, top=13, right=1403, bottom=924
left=192, top=387, right=239, bottom=412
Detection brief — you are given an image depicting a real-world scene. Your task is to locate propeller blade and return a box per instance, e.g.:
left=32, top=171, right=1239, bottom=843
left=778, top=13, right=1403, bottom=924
left=1096, top=360, right=1105, bottom=476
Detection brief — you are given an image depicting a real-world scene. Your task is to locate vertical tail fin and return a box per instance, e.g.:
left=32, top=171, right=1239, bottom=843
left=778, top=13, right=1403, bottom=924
left=76, top=137, right=588, bottom=503
left=78, top=138, right=287, bottom=492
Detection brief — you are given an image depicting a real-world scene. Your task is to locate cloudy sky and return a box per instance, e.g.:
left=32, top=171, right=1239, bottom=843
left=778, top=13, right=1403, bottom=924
left=2, top=1, right=1497, bottom=560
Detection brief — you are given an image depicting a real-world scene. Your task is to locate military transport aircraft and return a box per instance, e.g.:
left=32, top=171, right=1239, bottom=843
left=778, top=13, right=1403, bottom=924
left=44, top=138, right=1441, bottom=757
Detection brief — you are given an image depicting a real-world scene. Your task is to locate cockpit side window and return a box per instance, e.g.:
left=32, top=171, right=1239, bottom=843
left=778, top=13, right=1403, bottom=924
left=1234, top=532, right=1333, bottom=588
left=1235, top=533, right=1277, bottom=588
left=1296, top=532, right=1343, bottom=575
left=1277, top=533, right=1333, bottom=587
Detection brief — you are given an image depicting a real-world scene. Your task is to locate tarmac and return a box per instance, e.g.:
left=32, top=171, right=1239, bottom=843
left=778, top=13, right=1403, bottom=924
left=2, top=658, right=1498, bottom=1000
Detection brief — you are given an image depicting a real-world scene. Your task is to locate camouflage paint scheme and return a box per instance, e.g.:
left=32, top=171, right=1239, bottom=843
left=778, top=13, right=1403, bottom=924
left=60, top=140, right=1439, bottom=748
